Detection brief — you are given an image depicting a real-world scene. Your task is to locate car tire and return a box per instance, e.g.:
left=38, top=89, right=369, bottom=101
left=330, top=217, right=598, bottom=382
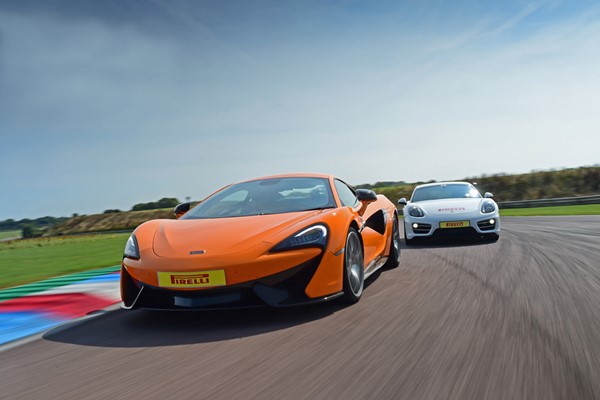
left=342, top=228, right=364, bottom=304
left=384, top=216, right=401, bottom=269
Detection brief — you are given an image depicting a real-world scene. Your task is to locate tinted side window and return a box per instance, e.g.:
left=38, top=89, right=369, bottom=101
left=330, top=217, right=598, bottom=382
left=334, top=180, right=359, bottom=208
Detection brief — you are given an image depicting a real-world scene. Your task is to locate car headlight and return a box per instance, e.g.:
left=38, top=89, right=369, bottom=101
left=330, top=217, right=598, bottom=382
left=271, top=224, right=328, bottom=252
left=124, top=234, right=140, bottom=259
left=481, top=201, right=496, bottom=214
left=407, top=205, right=425, bottom=217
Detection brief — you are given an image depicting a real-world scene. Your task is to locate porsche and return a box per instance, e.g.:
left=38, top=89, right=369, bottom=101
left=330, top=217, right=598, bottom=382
left=398, top=181, right=500, bottom=244
left=121, top=174, right=401, bottom=310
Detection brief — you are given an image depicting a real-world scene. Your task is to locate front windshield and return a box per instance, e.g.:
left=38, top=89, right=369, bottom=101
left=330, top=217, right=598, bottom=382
left=411, top=184, right=481, bottom=202
left=183, top=177, right=336, bottom=219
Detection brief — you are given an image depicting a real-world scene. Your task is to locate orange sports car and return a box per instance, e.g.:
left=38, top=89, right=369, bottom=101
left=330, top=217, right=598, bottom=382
left=121, top=173, right=400, bottom=310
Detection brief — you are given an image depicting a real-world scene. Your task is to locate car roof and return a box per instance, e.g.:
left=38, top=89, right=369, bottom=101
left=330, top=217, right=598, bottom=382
left=241, top=173, right=334, bottom=183
left=413, top=181, right=473, bottom=189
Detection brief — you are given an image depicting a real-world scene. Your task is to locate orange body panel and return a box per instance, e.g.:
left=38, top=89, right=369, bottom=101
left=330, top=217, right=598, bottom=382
left=121, top=173, right=399, bottom=308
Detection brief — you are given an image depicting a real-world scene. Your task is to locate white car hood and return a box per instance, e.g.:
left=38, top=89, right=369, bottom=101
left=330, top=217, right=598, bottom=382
left=413, top=198, right=483, bottom=215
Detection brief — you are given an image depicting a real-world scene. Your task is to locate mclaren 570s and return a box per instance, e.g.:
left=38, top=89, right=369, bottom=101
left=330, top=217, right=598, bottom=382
left=121, top=174, right=401, bottom=310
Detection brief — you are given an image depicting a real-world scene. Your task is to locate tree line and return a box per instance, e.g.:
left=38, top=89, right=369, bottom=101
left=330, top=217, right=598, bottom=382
left=358, top=165, right=600, bottom=203
left=0, top=216, right=68, bottom=232
left=130, top=197, right=180, bottom=211
left=1, top=198, right=182, bottom=238
left=467, top=166, right=599, bottom=201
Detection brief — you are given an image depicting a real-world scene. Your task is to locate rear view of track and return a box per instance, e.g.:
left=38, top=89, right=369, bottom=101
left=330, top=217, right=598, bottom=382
left=1, top=217, right=599, bottom=400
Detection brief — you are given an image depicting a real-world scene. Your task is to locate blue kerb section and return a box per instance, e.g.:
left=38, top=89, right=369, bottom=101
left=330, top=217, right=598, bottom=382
left=0, top=312, right=62, bottom=345
left=0, top=271, right=121, bottom=346
left=76, top=272, right=120, bottom=285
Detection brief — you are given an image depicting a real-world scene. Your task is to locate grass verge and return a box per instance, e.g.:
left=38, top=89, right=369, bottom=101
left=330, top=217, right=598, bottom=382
left=0, top=230, right=21, bottom=240
left=500, top=204, right=600, bottom=216
left=0, top=233, right=128, bottom=289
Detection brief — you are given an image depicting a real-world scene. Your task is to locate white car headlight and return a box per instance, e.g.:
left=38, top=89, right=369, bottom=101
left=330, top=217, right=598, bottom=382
left=407, top=205, right=425, bottom=217
left=481, top=201, right=496, bottom=214
left=271, top=224, right=328, bottom=252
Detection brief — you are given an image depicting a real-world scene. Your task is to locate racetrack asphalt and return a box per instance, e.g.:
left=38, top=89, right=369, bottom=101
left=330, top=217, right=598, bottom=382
left=0, top=216, right=599, bottom=400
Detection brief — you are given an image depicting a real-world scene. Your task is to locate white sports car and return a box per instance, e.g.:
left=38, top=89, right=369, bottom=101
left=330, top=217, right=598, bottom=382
left=398, top=182, right=500, bottom=244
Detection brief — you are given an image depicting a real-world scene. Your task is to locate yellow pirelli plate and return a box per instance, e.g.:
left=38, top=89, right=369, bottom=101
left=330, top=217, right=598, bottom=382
left=157, top=270, right=226, bottom=288
left=439, top=220, right=470, bottom=229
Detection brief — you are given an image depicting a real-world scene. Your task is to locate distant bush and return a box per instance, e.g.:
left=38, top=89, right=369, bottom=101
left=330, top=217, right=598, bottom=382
left=132, top=197, right=180, bottom=211
left=22, top=225, right=43, bottom=239
left=103, top=209, right=121, bottom=214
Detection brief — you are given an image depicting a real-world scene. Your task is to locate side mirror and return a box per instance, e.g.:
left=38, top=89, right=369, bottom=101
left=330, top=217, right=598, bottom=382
left=356, top=189, right=377, bottom=203
left=398, top=198, right=407, bottom=206
left=484, top=192, right=494, bottom=198
left=356, top=189, right=377, bottom=216
left=174, top=202, right=191, bottom=219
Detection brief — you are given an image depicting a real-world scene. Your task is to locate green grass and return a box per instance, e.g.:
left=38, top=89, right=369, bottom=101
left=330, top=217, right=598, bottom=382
left=0, top=230, right=21, bottom=240
left=500, top=204, right=600, bottom=216
left=0, top=233, right=129, bottom=289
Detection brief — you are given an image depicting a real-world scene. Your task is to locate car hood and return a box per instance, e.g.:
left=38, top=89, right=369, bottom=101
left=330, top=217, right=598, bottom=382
left=413, top=198, right=484, bottom=215
left=152, top=211, right=323, bottom=258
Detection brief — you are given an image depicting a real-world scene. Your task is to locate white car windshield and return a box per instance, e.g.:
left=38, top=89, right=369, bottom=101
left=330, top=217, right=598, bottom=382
left=411, top=184, right=481, bottom=202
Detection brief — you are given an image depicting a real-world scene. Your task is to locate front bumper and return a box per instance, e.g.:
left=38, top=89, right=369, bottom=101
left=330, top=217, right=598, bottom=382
left=403, top=213, right=500, bottom=240
left=121, top=255, right=343, bottom=310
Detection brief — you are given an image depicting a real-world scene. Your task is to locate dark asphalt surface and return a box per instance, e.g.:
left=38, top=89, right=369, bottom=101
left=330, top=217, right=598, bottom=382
left=1, top=216, right=599, bottom=400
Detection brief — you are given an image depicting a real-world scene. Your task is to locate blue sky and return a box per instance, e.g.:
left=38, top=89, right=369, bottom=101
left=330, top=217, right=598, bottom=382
left=1, top=0, right=599, bottom=220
